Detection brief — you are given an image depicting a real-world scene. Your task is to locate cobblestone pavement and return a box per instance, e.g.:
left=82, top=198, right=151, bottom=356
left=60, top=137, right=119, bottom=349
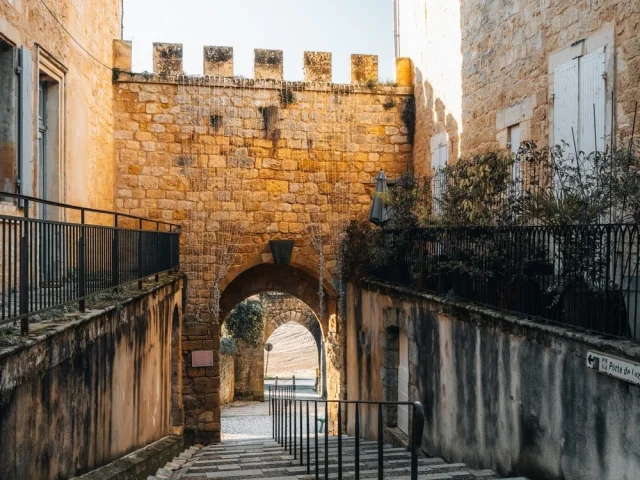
left=222, top=391, right=325, bottom=441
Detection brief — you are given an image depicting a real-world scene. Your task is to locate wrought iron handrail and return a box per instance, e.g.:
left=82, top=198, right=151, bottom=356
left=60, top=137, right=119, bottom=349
left=0, top=191, right=180, bottom=231
left=267, top=384, right=296, bottom=415
left=272, top=396, right=425, bottom=480
left=1, top=192, right=181, bottom=334
left=371, top=223, right=640, bottom=340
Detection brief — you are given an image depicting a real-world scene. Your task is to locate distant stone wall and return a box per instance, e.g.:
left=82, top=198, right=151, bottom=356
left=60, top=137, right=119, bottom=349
left=234, top=340, right=264, bottom=400
left=0, top=276, right=184, bottom=480
left=346, top=280, right=640, bottom=480
left=220, top=353, right=235, bottom=405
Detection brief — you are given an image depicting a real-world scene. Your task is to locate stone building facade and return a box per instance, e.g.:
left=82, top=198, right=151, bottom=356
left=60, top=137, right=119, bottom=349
left=112, top=44, right=415, bottom=442
left=396, top=0, right=640, bottom=176
left=0, top=0, right=121, bottom=213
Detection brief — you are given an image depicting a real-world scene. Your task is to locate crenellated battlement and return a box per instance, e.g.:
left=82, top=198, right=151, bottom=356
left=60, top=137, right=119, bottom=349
left=112, top=40, right=414, bottom=87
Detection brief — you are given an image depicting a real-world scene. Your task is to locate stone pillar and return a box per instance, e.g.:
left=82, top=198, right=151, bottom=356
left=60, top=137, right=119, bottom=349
left=234, top=340, right=265, bottom=401
left=351, top=54, right=378, bottom=84
left=113, top=39, right=132, bottom=71
left=182, top=317, right=221, bottom=444
left=254, top=49, right=284, bottom=80
left=304, top=52, right=332, bottom=82
left=395, top=57, right=414, bottom=87
left=204, top=46, right=234, bottom=77
left=153, top=42, right=183, bottom=75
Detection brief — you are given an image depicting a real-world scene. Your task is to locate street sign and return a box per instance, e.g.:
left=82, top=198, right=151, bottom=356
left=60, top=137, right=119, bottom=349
left=586, top=351, right=640, bottom=387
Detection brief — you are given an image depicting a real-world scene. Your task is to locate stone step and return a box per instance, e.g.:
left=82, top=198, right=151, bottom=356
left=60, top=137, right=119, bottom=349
left=149, top=435, right=527, bottom=480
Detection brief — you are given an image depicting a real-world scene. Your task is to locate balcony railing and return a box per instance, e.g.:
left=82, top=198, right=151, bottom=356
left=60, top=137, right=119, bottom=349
left=371, top=224, right=640, bottom=340
left=0, top=192, right=181, bottom=334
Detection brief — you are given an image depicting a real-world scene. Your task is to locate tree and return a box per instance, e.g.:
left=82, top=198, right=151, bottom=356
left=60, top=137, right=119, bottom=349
left=225, top=299, right=265, bottom=345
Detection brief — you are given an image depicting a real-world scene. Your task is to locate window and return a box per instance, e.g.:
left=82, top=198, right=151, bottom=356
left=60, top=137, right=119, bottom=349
left=553, top=46, right=606, bottom=155
left=0, top=39, right=18, bottom=195
left=37, top=51, right=65, bottom=218
left=431, top=134, right=448, bottom=214
left=508, top=124, right=522, bottom=198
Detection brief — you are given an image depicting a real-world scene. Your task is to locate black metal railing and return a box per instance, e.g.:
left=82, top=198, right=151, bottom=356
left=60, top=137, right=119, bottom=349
left=1, top=192, right=181, bottom=334
left=268, top=383, right=296, bottom=415
left=272, top=397, right=424, bottom=480
left=371, top=223, right=640, bottom=339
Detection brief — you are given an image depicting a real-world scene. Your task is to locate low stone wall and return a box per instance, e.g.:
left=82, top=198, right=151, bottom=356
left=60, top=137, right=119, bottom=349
left=220, top=353, right=235, bottom=405
left=0, top=275, right=184, bottom=480
left=234, top=340, right=264, bottom=400
left=346, top=280, right=640, bottom=480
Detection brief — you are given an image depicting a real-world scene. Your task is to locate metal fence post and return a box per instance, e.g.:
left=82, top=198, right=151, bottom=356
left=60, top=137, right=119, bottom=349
left=378, top=404, right=384, bottom=480
left=112, top=214, right=119, bottom=290
left=411, top=402, right=425, bottom=480
left=78, top=209, right=86, bottom=313
left=19, top=199, right=29, bottom=335
left=138, top=218, right=143, bottom=289
left=155, top=221, right=160, bottom=282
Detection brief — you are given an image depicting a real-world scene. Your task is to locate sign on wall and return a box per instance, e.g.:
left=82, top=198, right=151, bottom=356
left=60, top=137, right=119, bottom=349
left=586, top=351, right=640, bottom=387
left=192, top=350, right=214, bottom=368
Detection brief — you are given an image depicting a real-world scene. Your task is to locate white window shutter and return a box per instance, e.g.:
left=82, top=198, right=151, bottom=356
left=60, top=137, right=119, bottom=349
left=553, top=58, right=579, bottom=154
left=19, top=46, right=33, bottom=199
left=578, top=46, right=606, bottom=154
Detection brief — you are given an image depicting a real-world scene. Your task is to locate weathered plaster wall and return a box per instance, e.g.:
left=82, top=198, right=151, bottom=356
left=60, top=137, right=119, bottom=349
left=0, top=0, right=121, bottom=211
left=220, top=353, right=235, bottom=405
left=398, top=0, right=640, bottom=171
left=0, top=276, right=184, bottom=480
left=346, top=280, right=640, bottom=480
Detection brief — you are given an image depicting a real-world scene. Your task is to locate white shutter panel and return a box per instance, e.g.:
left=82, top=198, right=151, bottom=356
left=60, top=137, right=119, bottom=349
left=553, top=58, right=579, bottom=155
left=19, top=46, right=33, bottom=200
left=578, top=46, right=606, bottom=155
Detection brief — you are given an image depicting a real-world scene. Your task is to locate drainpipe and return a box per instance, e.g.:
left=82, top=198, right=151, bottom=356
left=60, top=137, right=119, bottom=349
left=121, top=0, right=124, bottom=39
left=393, top=0, right=401, bottom=57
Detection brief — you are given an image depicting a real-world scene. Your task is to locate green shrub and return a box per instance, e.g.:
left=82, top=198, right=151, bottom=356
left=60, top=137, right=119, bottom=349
left=225, top=299, right=264, bottom=345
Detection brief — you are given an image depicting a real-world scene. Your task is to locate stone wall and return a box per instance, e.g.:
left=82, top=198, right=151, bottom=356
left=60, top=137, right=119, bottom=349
left=346, top=280, right=640, bottom=480
left=234, top=340, right=265, bottom=400
left=113, top=45, right=415, bottom=442
left=0, top=0, right=121, bottom=211
left=220, top=353, right=235, bottom=405
left=0, top=275, right=184, bottom=480
left=397, top=0, right=640, bottom=172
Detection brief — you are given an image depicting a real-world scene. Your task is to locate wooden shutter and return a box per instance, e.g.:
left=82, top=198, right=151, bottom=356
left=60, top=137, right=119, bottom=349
left=553, top=58, right=579, bottom=154
left=578, top=46, right=606, bottom=154
left=19, top=46, right=33, bottom=199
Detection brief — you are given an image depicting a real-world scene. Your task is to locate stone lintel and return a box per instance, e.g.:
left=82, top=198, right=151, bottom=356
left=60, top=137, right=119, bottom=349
left=153, top=42, right=183, bottom=75
left=351, top=54, right=379, bottom=84
left=304, top=52, right=332, bottom=82
left=113, top=39, right=132, bottom=71
left=395, top=57, right=414, bottom=88
left=204, top=46, right=234, bottom=77
left=254, top=49, right=284, bottom=80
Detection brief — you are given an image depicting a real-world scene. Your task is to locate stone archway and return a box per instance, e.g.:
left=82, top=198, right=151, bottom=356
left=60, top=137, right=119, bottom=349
left=219, top=263, right=336, bottom=336
left=183, top=263, right=343, bottom=444
left=263, top=298, right=327, bottom=398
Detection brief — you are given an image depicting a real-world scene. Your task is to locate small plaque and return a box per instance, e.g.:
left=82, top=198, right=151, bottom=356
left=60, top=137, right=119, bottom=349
left=192, top=350, right=214, bottom=368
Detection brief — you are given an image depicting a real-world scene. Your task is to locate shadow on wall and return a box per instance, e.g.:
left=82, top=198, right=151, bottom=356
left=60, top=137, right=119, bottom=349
left=413, top=67, right=460, bottom=179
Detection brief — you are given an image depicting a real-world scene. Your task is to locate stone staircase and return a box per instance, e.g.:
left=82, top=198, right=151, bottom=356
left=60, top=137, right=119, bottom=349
left=149, top=436, right=528, bottom=480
